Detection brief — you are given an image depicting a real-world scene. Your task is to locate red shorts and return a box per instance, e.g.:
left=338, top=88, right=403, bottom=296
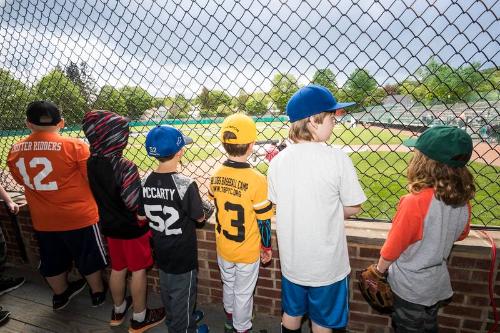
left=107, top=231, right=153, bottom=272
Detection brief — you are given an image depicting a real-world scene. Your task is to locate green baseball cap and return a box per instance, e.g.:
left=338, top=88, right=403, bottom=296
left=403, top=126, right=473, bottom=167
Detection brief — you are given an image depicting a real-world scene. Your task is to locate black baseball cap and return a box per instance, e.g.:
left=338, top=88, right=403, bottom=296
left=26, top=101, right=62, bottom=126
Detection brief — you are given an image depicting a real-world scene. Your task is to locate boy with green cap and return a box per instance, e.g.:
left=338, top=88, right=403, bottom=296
left=375, top=126, right=475, bottom=332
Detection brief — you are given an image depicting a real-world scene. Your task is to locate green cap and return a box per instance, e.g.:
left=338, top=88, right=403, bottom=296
left=403, top=126, right=473, bottom=167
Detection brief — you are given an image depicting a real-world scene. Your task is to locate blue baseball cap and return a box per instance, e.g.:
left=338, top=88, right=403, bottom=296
left=286, top=84, right=356, bottom=122
left=145, top=126, right=193, bottom=157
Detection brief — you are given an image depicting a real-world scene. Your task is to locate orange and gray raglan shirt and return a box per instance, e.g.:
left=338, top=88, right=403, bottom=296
left=380, top=188, right=471, bottom=306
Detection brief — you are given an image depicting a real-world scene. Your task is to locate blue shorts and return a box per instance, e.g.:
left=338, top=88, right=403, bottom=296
left=282, top=275, right=349, bottom=329
left=36, top=224, right=108, bottom=277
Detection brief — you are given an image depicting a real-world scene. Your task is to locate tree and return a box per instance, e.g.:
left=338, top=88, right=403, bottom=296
left=64, top=61, right=97, bottom=106
left=416, top=58, right=457, bottom=104
left=232, top=89, right=250, bottom=112
left=168, top=94, right=191, bottom=119
left=406, top=58, right=486, bottom=105
left=119, top=86, right=154, bottom=120
left=93, top=85, right=128, bottom=115
left=397, top=80, right=418, bottom=96
left=245, top=97, right=267, bottom=116
left=455, top=62, right=485, bottom=102
left=383, top=83, right=399, bottom=96
left=197, top=86, right=210, bottom=112
left=269, top=73, right=299, bottom=114
left=216, top=104, right=234, bottom=117
left=152, top=97, right=166, bottom=108
left=312, top=69, right=337, bottom=95
left=476, top=68, right=500, bottom=100
left=344, top=69, right=383, bottom=108
left=398, top=79, right=430, bottom=104
left=0, top=69, right=32, bottom=130
left=33, top=69, right=87, bottom=125
left=195, top=88, right=231, bottom=117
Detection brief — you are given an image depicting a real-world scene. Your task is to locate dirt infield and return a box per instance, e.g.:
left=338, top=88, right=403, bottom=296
left=361, top=125, right=499, bottom=167
left=470, top=141, right=500, bottom=167
left=353, top=141, right=499, bottom=167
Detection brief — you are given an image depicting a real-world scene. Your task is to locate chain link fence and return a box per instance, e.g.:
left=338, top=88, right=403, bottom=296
left=0, top=0, right=498, bottom=227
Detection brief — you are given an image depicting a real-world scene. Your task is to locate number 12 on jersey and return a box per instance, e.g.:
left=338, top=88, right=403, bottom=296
left=15, top=157, right=58, bottom=191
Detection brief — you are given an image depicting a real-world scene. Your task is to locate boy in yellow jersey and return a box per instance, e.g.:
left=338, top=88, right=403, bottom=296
left=209, top=113, right=274, bottom=333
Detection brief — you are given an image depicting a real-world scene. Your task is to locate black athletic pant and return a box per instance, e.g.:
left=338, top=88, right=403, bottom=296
left=392, top=293, right=441, bottom=333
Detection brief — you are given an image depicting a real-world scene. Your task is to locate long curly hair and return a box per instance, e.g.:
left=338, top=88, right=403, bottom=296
left=407, top=150, right=475, bottom=206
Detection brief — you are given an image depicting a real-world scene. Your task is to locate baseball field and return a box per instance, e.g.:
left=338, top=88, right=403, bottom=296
left=0, top=121, right=498, bottom=227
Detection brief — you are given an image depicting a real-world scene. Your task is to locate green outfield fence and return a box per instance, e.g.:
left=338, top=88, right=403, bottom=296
left=0, top=0, right=498, bottom=227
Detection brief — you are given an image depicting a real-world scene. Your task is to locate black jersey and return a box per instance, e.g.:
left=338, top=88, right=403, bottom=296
left=140, top=172, right=204, bottom=274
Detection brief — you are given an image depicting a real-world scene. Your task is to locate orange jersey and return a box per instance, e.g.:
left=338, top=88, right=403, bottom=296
left=7, top=131, right=98, bottom=231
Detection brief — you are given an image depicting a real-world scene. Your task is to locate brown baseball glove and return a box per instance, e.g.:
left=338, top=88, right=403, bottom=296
left=357, top=264, right=393, bottom=311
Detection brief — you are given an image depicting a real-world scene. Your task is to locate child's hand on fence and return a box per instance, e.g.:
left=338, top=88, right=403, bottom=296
left=202, top=200, right=215, bottom=222
left=260, top=247, right=272, bottom=265
left=6, top=200, right=19, bottom=215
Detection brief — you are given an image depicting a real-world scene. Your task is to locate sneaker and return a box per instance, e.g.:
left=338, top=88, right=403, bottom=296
left=52, top=279, right=87, bottom=311
left=0, top=277, right=25, bottom=296
left=128, top=307, right=166, bottom=333
left=0, top=307, right=10, bottom=326
left=110, top=296, right=133, bottom=326
left=90, top=280, right=108, bottom=307
left=194, top=309, right=204, bottom=323
left=197, top=323, right=210, bottom=333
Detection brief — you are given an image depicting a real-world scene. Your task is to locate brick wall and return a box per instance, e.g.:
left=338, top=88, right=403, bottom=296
left=1, top=203, right=498, bottom=332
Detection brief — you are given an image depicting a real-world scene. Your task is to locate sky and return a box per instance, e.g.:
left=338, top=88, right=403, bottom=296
left=0, top=0, right=498, bottom=98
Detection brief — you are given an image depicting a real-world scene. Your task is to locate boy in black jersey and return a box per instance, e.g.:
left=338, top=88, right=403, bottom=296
left=140, top=125, right=209, bottom=333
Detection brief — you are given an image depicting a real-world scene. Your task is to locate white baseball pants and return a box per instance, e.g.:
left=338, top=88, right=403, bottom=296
left=217, top=256, right=260, bottom=332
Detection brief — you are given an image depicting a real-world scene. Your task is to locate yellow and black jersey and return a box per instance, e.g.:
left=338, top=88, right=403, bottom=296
left=209, top=160, right=273, bottom=263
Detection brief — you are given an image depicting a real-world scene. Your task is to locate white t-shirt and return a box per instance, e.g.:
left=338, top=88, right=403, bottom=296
left=268, top=142, right=366, bottom=286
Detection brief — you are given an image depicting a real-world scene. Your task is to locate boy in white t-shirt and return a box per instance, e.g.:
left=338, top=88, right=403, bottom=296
left=267, top=85, right=366, bottom=333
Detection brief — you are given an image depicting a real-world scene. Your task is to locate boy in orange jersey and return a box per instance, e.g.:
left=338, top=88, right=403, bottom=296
left=7, top=101, right=107, bottom=311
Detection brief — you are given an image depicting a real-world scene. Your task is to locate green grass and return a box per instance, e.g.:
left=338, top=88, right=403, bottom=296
left=352, top=152, right=499, bottom=226
left=0, top=122, right=408, bottom=169
left=257, top=151, right=499, bottom=226
left=2, top=123, right=497, bottom=226
left=329, top=125, right=407, bottom=145
left=350, top=151, right=411, bottom=222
